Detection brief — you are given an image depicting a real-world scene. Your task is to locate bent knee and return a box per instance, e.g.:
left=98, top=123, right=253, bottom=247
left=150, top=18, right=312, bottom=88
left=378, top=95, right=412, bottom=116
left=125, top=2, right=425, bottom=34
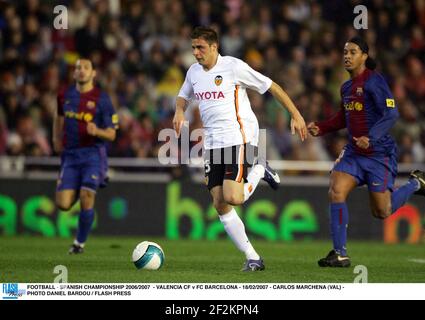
left=328, top=187, right=348, bottom=203
left=213, top=199, right=230, bottom=213
left=80, top=190, right=95, bottom=209
left=80, top=189, right=95, bottom=200
left=80, top=189, right=96, bottom=202
left=371, top=208, right=391, bottom=220
left=223, top=193, right=244, bottom=206
left=55, top=200, right=73, bottom=211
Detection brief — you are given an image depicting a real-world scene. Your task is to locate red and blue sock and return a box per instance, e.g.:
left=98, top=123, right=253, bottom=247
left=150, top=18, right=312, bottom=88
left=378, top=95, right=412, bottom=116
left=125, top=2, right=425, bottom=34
left=391, top=179, right=420, bottom=213
left=330, top=203, right=349, bottom=256
left=76, top=209, right=95, bottom=244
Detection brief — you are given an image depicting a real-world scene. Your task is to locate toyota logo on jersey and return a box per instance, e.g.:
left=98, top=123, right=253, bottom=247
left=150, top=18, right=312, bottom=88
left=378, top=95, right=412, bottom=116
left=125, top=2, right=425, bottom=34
left=194, top=91, right=225, bottom=100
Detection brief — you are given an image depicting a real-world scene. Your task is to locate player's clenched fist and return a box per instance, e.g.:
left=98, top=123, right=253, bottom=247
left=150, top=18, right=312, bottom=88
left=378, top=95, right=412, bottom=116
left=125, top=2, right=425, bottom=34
left=353, top=136, right=370, bottom=149
left=87, top=122, right=98, bottom=136
left=307, top=122, right=321, bottom=137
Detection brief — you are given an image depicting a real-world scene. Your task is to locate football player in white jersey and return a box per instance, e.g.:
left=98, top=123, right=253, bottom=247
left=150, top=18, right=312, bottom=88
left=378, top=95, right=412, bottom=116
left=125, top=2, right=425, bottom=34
left=174, top=27, right=307, bottom=271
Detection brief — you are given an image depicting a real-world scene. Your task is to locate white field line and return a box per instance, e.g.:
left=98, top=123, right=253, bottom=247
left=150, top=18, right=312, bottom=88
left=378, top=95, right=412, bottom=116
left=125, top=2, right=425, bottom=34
left=408, top=259, right=425, bottom=264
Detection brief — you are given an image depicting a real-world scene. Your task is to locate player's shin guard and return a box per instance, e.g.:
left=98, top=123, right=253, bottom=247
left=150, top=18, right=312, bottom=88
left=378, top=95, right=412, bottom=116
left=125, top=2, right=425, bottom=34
left=330, top=203, right=348, bottom=256
left=391, top=179, right=420, bottom=213
left=243, top=164, right=265, bottom=201
left=76, top=209, right=95, bottom=244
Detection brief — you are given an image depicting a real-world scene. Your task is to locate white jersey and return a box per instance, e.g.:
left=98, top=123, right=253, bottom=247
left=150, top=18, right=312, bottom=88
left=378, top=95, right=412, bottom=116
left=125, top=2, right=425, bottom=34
left=178, top=55, right=272, bottom=150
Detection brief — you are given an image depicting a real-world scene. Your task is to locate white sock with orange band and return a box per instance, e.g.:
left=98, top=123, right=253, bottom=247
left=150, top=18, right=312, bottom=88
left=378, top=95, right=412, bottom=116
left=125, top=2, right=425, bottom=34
left=219, top=208, right=260, bottom=260
left=243, top=164, right=265, bottom=202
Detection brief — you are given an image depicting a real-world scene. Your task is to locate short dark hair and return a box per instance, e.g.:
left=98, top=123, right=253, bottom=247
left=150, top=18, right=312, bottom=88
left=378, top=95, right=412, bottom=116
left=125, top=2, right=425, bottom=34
left=77, top=57, right=96, bottom=70
left=347, top=36, right=377, bottom=70
left=190, top=26, right=219, bottom=45
left=348, top=36, right=369, bottom=54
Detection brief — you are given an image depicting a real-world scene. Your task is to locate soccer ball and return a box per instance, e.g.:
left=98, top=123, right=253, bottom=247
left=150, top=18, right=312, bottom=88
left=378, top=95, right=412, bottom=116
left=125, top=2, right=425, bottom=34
left=132, top=241, right=165, bottom=270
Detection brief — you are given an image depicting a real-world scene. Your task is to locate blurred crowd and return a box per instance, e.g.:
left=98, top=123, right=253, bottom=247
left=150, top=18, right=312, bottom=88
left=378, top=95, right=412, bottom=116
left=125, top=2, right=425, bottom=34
left=0, top=0, right=424, bottom=164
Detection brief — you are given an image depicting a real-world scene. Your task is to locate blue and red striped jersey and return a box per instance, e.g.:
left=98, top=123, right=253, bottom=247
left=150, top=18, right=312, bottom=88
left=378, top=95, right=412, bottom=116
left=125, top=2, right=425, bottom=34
left=317, top=69, right=399, bottom=156
left=57, top=86, right=118, bottom=150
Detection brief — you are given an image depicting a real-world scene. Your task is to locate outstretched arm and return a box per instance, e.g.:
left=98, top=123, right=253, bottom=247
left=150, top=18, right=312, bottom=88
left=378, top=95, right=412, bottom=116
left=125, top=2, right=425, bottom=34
left=173, top=97, right=188, bottom=138
left=309, top=106, right=346, bottom=137
left=268, top=82, right=307, bottom=141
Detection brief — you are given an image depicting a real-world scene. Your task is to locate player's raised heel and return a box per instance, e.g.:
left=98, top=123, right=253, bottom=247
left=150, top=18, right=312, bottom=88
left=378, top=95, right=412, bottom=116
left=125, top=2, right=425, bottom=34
left=241, top=258, right=265, bottom=272
left=410, top=170, right=425, bottom=196
left=318, top=250, right=351, bottom=267
left=256, top=158, right=280, bottom=190
left=68, top=244, right=84, bottom=254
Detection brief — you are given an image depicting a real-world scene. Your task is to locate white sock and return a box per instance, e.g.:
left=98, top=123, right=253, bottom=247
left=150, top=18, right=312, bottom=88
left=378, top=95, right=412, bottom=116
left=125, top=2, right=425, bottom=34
left=219, top=208, right=260, bottom=260
left=74, top=240, right=85, bottom=247
left=244, top=164, right=265, bottom=202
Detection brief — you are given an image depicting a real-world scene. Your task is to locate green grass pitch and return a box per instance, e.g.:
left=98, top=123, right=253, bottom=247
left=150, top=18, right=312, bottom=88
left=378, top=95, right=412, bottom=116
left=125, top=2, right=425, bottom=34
left=1, top=237, right=424, bottom=283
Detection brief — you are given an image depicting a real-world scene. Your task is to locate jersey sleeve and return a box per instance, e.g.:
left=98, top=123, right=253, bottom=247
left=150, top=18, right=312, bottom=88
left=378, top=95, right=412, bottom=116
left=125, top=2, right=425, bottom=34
left=315, top=103, right=346, bottom=135
left=101, top=93, right=119, bottom=130
left=234, top=59, right=272, bottom=94
left=57, top=91, right=65, bottom=116
left=367, top=75, right=399, bottom=142
left=178, top=69, right=194, bottom=101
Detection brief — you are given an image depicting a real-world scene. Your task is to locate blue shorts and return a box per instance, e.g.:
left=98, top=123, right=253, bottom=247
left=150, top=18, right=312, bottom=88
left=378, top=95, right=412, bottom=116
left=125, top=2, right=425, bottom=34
left=56, top=146, right=108, bottom=193
left=332, top=147, right=397, bottom=193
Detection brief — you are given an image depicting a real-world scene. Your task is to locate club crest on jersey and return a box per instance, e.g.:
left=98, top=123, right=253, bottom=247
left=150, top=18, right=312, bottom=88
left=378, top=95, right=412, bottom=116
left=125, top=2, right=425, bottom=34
left=87, top=101, right=96, bottom=109
left=214, top=75, right=223, bottom=86
left=356, top=87, right=363, bottom=96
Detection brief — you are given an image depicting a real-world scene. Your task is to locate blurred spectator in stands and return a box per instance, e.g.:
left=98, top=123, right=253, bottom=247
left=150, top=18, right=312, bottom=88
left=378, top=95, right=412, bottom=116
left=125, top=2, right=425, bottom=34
left=3, top=93, right=20, bottom=130
left=14, top=112, right=50, bottom=156
left=270, top=112, right=293, bottom=158
left=6, top=133, right=23, bottom=156
left=221, top=24, right=243, bottom=57
left=0, top=0, right=422, bottom=167
left=0, top=110, right=8, bottom=155
left=75, top=14, right=104, bottom=57
left=137, top=112, right=155, bottom=158
left=68, top=0, right=89, bottom=33
left=405, top=56, right=425, bottom=103
left=110, top=108, right=143, bottom=157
